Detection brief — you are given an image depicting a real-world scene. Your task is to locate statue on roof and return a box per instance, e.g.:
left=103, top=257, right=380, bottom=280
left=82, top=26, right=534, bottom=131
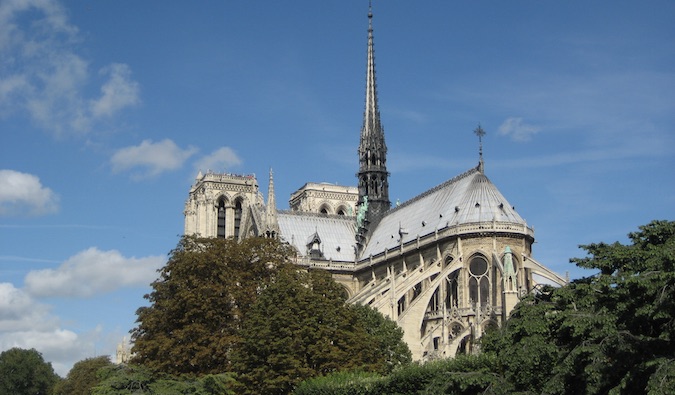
left=356, top=196, right=369, bottom=228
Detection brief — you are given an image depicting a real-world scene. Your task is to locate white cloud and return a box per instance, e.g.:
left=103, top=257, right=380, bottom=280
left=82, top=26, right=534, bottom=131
left=91, top=63, right=140, bottom=118
left=111, top=139, right=198, bottom=180
left=194, top=146, right=242, bottom=173
left=497, top=117, right=541, bottom=142
left=24, top=247, right=164, bottom=298
left=0, top=169, right=59, bottom=216
left=0, top=0, right=139, bottom=136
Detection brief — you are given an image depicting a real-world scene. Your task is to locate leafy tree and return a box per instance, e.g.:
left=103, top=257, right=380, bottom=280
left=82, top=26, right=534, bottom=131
left=231, top=267, right=407, bottom=394
left=294, top=354, right=508, bottom=395
left=482, top=220, right=675, bottom=394
left=350, top=304, right=412, bottom=374
left=53, top=356, right=113, bottom=395
left=131, top=236, right=295, bottom=376
left=0, top=348, right=59, bottom=395
left=91, top=364, right=236, bottom=394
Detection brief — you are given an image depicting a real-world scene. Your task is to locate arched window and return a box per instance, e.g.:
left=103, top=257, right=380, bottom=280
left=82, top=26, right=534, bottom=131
left=234, top=200, right=242, bottom=239
left=468, top=255, right=490, bottom=307
left=445, top=270, right=459, bottom=309
left=217, top=199, right=226, bottom=238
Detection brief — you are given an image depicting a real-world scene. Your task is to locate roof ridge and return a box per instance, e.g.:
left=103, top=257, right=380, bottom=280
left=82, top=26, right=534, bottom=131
left=277, top=210, right=357, bottom=221
left=385, top=165, right=481, bottom=215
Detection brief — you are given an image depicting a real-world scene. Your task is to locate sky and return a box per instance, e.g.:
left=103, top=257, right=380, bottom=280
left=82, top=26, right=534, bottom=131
left=1, top=0, right=673, bottom=376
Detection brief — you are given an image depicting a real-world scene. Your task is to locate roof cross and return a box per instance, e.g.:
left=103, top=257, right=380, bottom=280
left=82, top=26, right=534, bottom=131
left=474, top=124, right=486, bottom=173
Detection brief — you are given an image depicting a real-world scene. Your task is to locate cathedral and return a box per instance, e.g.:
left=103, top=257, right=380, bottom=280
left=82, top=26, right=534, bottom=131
left=183, top=6, right=565, bottom=361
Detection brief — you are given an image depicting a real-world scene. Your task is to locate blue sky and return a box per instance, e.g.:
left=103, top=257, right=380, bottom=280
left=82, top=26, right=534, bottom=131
left=1, top=0, right=673, bottom=375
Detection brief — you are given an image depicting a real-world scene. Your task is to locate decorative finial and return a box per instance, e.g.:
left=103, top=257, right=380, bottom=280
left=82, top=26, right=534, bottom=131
left=474, top=124, right=486, bottom=173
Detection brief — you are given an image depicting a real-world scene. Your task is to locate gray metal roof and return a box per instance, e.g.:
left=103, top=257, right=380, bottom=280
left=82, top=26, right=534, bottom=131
left=360, top=166, right=528, bottom=257
left=278, top=211, right=357, bottom=262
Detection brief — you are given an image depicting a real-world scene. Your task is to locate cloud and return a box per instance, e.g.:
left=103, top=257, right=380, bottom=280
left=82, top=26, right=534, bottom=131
left=24, top=247, right=164, bottom=298
left=497, top=117, right=541, bottom=142
left=0, top=169, right=59, bottom=216
left=194, top=146, right=242, bottom=173
left=0, top=0, right=139, bottom=136
left=0, top=281, right=98, bottom=376
left=111, top=139, right=198, bottom=180
left=90, top=64, right=140, bottom=118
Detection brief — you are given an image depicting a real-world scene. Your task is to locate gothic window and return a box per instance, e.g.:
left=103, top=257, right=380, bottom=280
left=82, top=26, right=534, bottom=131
left=445, top=270, right=459, bottom=308
left=234, top=200, right=242, bottom=239
left=336, top=207, right=346, bottom=216
left=217, top=199, right=226, bottom=238
left=468, top=255, right=490, bottom=307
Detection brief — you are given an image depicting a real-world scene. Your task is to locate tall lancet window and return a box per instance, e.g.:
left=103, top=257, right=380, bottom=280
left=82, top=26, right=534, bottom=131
left=468, top=255, right=490, bottom=307
left=217, top=199, right=226, bottom=238
left=234, top=200, right=242, bottom=239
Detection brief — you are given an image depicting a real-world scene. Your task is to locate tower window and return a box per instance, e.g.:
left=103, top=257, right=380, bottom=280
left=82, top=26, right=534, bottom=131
left=217, top=199, right=226, bottom=238
left=234, top=200, right=242, bottom=239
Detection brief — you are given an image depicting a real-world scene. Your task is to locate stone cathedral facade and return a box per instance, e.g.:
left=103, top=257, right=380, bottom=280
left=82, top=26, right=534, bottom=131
left=184, top=8, right=564, bottom=361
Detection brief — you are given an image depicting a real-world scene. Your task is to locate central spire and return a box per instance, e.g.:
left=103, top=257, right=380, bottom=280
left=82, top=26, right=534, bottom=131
left=357, top=2, right=390, bottom=227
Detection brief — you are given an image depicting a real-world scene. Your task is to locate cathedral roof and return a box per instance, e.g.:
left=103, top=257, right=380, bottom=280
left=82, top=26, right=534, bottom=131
left=360, top=165, right=529, bottom=258
left=277, top=211, right=357, bottom=262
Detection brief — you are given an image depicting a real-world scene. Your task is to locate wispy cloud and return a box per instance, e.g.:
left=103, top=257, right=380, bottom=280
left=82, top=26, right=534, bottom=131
left=111, top=139, right=198, bottom=180
left=498, top=117, right=541, bottom=142
left=90, top=64, right=140, bottom=118
left=0, top=170, right=59, bottom=216
left=0, top=0, right=140, bottom=136
left=24, top=247, right=164, bottom=298
left=193, top=146, right=242, bottom=173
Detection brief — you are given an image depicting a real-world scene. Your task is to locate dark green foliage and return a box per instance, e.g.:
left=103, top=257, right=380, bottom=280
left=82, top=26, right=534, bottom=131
left=294, top=354, right=508, bottom=395
left=482, top=219, right=675, bottom=394
left=232, top=267, right=411, bottom=394
left=91, top=363, right=236, bottom=394
left=53, top=355, right=114, bottom=395
left=0, top=348, right=59, bottom=395
left=351, top=304, right=412, bottom=374
left=131, top=236, right=295, bottom=376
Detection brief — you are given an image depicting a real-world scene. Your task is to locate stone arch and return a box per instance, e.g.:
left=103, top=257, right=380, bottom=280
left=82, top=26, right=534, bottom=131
left=318, top=201, right=333, bottom=215
left=335, top=204, right=349, bottom=216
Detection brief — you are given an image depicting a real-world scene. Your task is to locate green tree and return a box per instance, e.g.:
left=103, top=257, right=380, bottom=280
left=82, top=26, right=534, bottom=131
left=231, top=267, right=402, bottom=395
left=350, top=304, right=412, bottom=374
left=53, top=356, right=113, bottom=395
left=482, top=220, right=675, bottom=394
left=131, top=236, right=295, bottom=376
left=91, top=364, right=237, bottom=395
left=0, top=348, right=59, bottom=395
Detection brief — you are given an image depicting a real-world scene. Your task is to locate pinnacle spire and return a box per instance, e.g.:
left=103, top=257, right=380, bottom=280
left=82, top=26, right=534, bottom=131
left=264, top=168, right=280, bottom=238
left=357, top=1, right=390, bottom=226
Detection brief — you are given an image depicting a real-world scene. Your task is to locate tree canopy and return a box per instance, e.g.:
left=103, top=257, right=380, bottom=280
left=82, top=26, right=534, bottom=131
left=0, top=348, right=59, bottom=395
left=231, top=266, right=411, bottom=394
left=53, top=356, right=114, bottom=395
left=131, top=236, right=296, bottom=376
left=481, top=219, right=675, bottom=394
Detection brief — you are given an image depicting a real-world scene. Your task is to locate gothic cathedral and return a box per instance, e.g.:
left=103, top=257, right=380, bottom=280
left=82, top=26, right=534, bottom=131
left=183, top=6, right=564, bottom=361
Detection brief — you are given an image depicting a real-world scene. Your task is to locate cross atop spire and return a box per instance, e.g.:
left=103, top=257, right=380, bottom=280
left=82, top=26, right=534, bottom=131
left=474, top=124, right=486, bottom=173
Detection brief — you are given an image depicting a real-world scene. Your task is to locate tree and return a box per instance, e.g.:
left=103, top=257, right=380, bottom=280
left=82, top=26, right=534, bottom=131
left=131, top=236, right=296, bottom=376
left=91, top=364, right=237, bottom=395
left=350, top=304, right=412, bottom=374
left=0, top=348, right=59, bottom=395
left=231, top=267, right=408, bottom=394
left=53, top=356, right=113, bottom=395
left=482, top=220, right=675, bottom=394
